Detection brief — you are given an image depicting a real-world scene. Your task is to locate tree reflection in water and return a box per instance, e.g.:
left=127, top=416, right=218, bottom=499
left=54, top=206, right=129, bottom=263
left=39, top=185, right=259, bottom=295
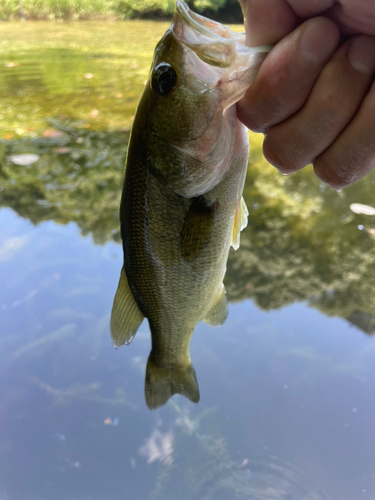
left=2, top=122, right=375, bottom=333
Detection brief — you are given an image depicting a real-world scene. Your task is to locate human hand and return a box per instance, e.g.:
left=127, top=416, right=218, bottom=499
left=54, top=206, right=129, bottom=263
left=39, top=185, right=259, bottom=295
left=237, top=0, right=375, bottom=189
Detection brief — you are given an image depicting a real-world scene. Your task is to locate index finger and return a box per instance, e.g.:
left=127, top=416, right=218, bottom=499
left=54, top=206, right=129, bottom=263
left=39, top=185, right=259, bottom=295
left=239, top=0, right=336, bottom=45
left=239, top=0, right=298, bottom=45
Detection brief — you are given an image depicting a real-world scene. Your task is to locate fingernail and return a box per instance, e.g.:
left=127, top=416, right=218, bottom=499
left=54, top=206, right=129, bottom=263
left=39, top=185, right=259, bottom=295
left=299, top=19, right=339, bottom=64
left=348, top=36, right=375, bottom=75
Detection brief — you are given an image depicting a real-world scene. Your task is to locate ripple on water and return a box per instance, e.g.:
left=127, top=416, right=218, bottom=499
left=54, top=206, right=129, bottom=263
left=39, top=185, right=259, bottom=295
left=199, top=454, right=344, bottom=500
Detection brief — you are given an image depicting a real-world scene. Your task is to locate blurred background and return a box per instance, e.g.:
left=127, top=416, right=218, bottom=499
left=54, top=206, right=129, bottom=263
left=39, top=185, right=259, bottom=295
left=1, top=0, right=242, bottom=22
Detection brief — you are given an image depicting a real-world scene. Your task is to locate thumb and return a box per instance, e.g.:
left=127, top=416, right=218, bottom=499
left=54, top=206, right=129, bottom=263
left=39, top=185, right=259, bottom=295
left=239, top=0, right=298, bottom=45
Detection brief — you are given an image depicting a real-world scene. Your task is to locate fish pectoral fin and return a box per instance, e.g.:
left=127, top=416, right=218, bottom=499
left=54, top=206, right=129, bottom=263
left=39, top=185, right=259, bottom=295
left=110, top=267, right=144, bottom=348
left=180, top=196, right=217, bottom=262
left=145, top=356, right=200, bottom=410
left=203, top=284, right=228, bottom=326
left=230, top=196, right=249, bottom=251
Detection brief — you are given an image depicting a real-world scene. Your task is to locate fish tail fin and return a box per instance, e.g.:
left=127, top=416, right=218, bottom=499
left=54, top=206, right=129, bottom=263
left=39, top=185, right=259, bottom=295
left=145, top=355, right=200, bottom=410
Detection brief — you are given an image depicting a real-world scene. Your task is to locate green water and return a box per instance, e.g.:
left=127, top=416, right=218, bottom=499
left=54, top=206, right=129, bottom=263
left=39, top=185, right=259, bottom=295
left=1, top=21, right=375, bottom=500
left=0, top=21, right=167, bottom=135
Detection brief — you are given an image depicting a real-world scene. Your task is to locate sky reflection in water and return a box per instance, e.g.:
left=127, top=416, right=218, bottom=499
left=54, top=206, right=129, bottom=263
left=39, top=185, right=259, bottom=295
left=1, top=20, right=375, bottom=500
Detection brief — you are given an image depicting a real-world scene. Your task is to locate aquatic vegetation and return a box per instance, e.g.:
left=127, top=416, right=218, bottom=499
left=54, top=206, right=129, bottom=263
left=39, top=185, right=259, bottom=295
left=29, top=375, right=138, bottom=409
left=6, top=323, right=77, bottom=368
left=0, top=21, right=166, bottom=136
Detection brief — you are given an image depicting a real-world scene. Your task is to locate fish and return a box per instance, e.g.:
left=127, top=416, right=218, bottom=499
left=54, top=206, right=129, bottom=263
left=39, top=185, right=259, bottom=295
left=111, top=0, right=270, bottom=409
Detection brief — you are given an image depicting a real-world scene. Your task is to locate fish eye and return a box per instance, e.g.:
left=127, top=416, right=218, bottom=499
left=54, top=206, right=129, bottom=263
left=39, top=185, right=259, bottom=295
left=151, top=63, right=177, bottom=97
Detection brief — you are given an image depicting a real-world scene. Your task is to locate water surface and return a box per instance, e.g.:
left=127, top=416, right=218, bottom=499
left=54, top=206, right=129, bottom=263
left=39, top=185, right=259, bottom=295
left=1, top=21, right=375, bottom=500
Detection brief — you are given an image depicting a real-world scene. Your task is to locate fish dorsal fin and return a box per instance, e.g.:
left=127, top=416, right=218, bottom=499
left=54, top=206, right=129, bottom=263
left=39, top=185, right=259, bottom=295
left=180, top=196, right=217, bottom=262
left=230, top=196, right=248, bottom=251
left=145, top=355, right=200, bottom=409
left=110, top=267, right=144, bottom=348
left=203, top=284, right=228, bottom=326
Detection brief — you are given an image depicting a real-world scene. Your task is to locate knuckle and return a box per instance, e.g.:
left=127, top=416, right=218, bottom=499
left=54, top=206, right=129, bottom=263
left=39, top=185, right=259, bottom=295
left=263, top=133, right=301, bottom=173
left=237, top=102, right=268, bottom=133
left=317, top=86, right=339, bottom=109
left=313, top=157, right=357, bottom=188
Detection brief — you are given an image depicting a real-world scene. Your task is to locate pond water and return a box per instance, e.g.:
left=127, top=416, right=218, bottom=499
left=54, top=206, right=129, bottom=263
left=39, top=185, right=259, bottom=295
left=1, top=21, right=375, bottom=500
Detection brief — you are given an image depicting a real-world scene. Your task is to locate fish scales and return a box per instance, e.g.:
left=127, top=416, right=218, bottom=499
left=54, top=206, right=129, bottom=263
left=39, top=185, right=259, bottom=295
left=111, top=0, right=270, bottom=409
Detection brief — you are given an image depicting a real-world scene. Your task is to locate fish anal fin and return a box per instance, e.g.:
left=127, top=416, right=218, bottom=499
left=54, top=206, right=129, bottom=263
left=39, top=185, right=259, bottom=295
left=203, top=284, right=228, bottom=326
left=145, top=356, right=200, bottom=410
left=110, top=267, right=144, bottom=348
left=230, top=196, right=249, bottom=250
left=180, top=196, right=217, bottom=262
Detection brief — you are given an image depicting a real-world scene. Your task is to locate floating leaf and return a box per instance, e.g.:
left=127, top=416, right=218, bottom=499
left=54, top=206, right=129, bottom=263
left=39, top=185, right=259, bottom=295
left=53, top=147, right=72, bottom=154
left=350, top=203, right=375, bottom=216
left=43, top=128, right=65, bottom=138
left=9, top=154, right=40, bottom=166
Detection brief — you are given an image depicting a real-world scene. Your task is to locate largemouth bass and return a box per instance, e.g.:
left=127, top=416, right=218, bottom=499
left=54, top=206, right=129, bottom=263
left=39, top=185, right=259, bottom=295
left=111, top=0, right=269, bottom=409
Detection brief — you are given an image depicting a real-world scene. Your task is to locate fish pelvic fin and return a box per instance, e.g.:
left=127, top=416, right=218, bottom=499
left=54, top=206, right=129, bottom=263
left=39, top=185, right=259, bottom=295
left=203, top=283, right=228, bottom=326
left=230, top=196, right=248, bottom=250
left=110, top=267, right=144, bottom=348
left=145, top=356, right=200, bottom=410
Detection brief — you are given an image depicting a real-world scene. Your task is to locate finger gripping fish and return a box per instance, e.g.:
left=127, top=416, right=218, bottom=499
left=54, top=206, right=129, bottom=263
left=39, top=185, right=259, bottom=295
left=111, top=0, right=269, bottom=409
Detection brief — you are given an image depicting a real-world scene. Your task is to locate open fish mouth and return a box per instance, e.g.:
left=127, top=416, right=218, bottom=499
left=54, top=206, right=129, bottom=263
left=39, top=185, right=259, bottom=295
left=173, top=0, right=270, bottom=68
